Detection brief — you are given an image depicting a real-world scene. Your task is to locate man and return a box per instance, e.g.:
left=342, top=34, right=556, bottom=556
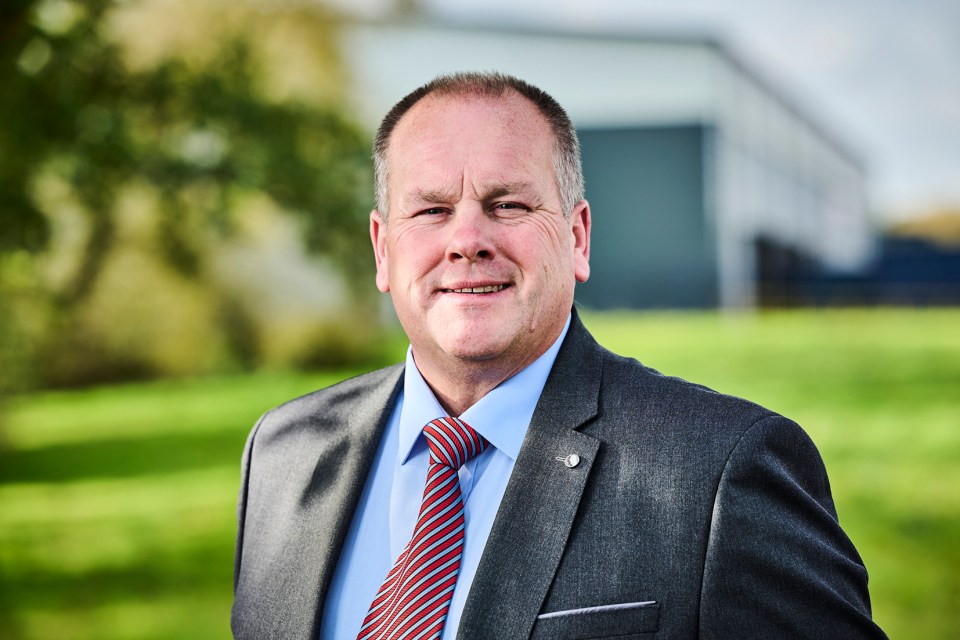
left=232, top=72, right=886, bottom=639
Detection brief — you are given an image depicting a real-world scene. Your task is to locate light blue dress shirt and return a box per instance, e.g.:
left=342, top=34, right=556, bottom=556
left=320, top=316, right=571, bottom=640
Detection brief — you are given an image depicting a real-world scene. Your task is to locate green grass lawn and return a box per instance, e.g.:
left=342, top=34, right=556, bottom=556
left=1, top=308, right=958, bottom=639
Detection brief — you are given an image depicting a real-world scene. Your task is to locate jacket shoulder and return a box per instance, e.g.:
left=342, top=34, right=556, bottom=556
left=256, top=363, right=404, bottom=434
left=596, top=346, right=778, bottom=438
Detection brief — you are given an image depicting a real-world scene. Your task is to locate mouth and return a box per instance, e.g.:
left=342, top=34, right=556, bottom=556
left=441, top=284, right=509, bottom=294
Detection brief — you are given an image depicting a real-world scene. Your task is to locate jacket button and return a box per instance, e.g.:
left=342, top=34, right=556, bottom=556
left=563, top=454, right=580, bottom=468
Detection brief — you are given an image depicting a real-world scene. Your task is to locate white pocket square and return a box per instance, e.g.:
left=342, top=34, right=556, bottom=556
left=536, top=600, right=657, bottom=620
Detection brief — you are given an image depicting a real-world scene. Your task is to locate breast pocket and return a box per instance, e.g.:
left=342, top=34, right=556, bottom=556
left=531, top=600, right=660, bottom=639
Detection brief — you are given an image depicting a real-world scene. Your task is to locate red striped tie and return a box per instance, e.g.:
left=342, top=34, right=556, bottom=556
left=357, top=417, right=489, bottom=640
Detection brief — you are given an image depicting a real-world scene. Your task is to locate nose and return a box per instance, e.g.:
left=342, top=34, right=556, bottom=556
left=446, top=207, right=495, bottom=262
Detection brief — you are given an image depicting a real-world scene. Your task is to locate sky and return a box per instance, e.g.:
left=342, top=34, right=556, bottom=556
left=344, top=0, right=960, bottom=222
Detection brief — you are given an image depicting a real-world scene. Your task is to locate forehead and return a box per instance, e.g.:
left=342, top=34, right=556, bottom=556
left=395, top=90, right=552, bottom=140
left=386, top=91, right=555, bottom=181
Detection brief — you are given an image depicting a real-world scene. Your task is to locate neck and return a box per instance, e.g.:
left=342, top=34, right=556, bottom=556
left=412, top=353, right=535, bottom=417
left=408, top=313, right=572, bottom=416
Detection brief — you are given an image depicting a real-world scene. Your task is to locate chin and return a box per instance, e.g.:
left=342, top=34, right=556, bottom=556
left=444, top=341, right=504, bottom=363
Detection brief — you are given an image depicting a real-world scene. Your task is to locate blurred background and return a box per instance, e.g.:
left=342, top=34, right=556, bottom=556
left=1, top=0, right=957, bottom=638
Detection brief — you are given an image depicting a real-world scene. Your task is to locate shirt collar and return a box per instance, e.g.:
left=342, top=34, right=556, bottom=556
left=397, top=314, right=572, bottom=465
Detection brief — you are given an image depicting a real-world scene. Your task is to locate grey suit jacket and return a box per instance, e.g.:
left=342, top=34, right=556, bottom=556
left=232, top=312, right=886, bottom=639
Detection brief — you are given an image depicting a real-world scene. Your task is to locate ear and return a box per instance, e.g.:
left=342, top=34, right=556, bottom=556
left=370, top=209, right=390, bottom=293
left=571, top=200, right=591, bottom=283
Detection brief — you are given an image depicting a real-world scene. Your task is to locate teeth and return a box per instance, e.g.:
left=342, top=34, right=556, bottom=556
left=450, top=285, right=505, bottom=293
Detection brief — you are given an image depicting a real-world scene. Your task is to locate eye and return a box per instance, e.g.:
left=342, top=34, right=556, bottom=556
left=419, top=207, right=448, bottom=216
left=493, top=202, right=529, bottom=213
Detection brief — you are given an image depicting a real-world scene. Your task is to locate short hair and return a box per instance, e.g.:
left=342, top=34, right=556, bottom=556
left=373, top=71, right=584, bottom=218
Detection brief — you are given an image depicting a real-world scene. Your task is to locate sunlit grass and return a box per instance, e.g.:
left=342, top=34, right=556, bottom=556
left=2, top=370, right=365, bottom=450
left=580, top=308, right=960, bottom=639
left=1, top=308, right=958, bottom=639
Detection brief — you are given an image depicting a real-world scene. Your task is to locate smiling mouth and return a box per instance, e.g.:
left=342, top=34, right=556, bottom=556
left=443, top=284, right=508, bottom=294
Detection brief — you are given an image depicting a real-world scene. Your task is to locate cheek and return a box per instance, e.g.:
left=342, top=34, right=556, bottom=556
left=528, top=230, right=574, bottom=277
left=533, top=239, right=578, bottom=303
left=389, top=238, right=441, bottom=287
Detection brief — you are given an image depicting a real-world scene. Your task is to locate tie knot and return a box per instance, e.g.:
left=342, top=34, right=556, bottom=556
left=423, top=417, right=489, bottom=469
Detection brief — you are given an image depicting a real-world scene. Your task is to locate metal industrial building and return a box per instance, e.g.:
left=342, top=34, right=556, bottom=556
left=341, top=19, right=874, bottom=309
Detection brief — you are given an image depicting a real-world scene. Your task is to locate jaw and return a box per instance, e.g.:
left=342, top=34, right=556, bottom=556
left=424, top=295, right=522, bottom=360
left=399, top=286, right=572, bottom=414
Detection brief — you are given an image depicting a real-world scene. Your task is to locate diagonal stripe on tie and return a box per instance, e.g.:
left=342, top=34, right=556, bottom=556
left=357, top=417, right=489, bottom=640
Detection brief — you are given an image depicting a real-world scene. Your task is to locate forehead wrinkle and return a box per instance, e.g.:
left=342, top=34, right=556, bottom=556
left=474, top=181, right=536, bottom=201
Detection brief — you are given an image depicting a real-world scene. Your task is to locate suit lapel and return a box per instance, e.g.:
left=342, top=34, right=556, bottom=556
left=276, top=366, right=403, bottom=639
left=458, top=312, right=604, bottom=639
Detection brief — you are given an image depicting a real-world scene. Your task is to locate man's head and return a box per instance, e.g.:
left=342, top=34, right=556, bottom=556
left=369, top=72, right=591, bottom=410
left=373, top=72, right=584, bottom=219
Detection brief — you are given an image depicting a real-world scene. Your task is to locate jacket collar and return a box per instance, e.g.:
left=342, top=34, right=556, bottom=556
left=458, top=308, right=605, bottom=638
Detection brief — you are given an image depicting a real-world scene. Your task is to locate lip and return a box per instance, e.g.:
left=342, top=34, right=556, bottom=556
left=439, top=281, right=511, bottom=294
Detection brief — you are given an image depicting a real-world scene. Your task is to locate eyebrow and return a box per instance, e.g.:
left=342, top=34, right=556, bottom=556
left=478, top=181, right=537, bottom=201
left=410, top=181, right=537, bottom=204
left=412, top=187, right=460, bottom=204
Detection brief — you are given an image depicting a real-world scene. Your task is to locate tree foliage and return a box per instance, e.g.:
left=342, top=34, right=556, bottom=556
left=0, top=0, right=377, bottom=387
left=2, top=0, right=372, bottom=296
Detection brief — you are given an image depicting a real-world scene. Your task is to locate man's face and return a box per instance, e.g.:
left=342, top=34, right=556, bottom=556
left=370, top=92, right=590, bottom=380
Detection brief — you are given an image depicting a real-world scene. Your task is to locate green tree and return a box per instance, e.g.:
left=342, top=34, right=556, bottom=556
left=0, top=0, right=376, bottom=388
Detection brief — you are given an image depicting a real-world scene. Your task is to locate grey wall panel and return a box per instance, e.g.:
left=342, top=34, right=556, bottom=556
left=576, top=125, right=717, bottom=309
